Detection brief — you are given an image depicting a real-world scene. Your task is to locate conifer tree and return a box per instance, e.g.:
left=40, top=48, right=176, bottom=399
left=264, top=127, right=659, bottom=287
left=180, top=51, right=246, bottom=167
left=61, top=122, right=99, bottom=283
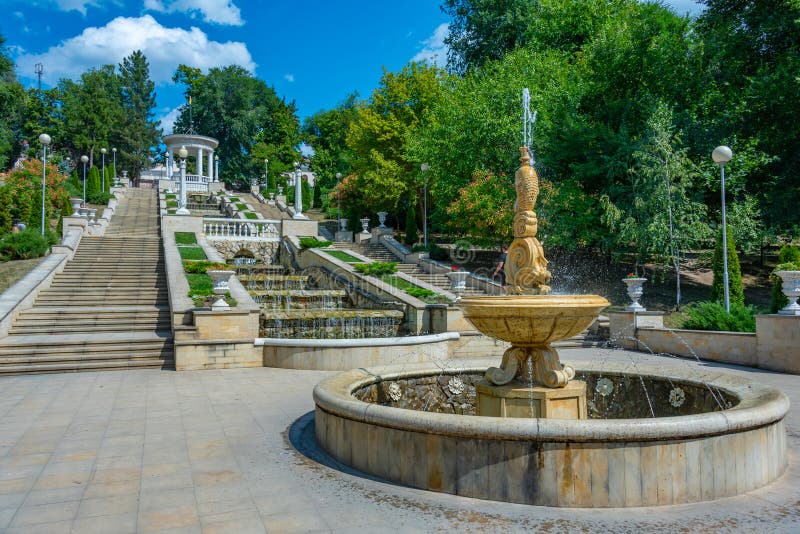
left=710, top=225, right=744, bottom=307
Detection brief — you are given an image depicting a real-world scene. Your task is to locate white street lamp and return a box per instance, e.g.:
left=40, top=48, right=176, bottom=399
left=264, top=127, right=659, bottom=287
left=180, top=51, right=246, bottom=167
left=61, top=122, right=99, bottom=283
left=292, top=161, right=307, bottom=219
left=38, top=133, right=51, bottom=236
left=336, top=172, right=342, bottom=230
left=176, top=146, right=190, bottom=215
left=712, top=145, right=733, bottom=312
left=264, top=158, right=268, bottom=186
left=112, top=147, right=117, bottom=185
left=421, top=163, right=429, bottom=247
left=100, top=148, right=107, bottom=192
left=214, top=155, right=219, bottom=183
left=80, top=155, right=89, bottom=207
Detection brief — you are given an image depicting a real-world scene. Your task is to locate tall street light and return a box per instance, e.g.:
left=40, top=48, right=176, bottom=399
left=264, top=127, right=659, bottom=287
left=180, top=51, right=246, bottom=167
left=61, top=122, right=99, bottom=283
left=264, top=158, right=268, bottom=186
left=215, top=155, right=219, bottom=183
left=712, top=145, right=733, bottom=312
left=176, top=146, right=189, bottom=215
left=112, top=147, right=117, bottom=185
left=100, top=148, right=107, bottom=192
left=421, top=163, right=429, bottom=247
left=38, top=133, right=51, bottom=236
left=336, top=172, right=342, bottom=230
left=292, top=161, right=306, bottom=219
left=80, top=155, right=89, bottom=207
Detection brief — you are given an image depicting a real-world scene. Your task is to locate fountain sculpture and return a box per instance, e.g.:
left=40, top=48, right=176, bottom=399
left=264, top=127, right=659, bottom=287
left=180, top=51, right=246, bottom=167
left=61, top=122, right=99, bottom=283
left=458, top=147, right=608, bottom=419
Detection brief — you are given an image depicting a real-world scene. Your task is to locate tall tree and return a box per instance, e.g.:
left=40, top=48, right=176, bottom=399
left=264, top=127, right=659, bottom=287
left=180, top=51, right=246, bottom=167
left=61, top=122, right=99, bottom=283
left=118, top=51, right=161, bottom=183
left=0, top=33, right=25, bottom=169
left=172, top=65, right=300, bottom=186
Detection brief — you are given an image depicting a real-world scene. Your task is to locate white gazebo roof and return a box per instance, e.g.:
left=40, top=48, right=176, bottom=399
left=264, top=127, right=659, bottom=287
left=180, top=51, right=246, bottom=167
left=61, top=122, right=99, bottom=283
left=163, top=133, right=219, bottom=151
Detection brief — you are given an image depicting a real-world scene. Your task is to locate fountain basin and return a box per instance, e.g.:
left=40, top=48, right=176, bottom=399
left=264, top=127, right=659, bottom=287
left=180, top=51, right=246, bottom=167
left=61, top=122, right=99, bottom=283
left=313, top=359, right=789, bottom=507
left=458, top=295, right=609, bottom=345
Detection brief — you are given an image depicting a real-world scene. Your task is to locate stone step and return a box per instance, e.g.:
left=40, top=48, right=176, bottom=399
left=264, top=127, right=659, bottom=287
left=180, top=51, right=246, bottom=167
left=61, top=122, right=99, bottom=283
left=0, top=358, right=174, bottom=375
left=0, top=334, right=172, bottom=354
left=34, top=299, right=170, bottom=307
left=9, top=322, right=171, bottom=334
left=17, top=308, right=169, bottom=320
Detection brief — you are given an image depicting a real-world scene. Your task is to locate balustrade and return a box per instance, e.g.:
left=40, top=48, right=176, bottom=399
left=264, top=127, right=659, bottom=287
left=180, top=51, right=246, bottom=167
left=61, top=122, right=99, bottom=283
left=202, top=217, right=281, bottom=241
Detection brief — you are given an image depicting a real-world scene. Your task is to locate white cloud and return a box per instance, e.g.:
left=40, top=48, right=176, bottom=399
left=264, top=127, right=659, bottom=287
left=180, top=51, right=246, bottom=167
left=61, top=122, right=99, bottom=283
left=16, top=15, right=255, bottom=85
left=158, top=107, right=181, bottom=134
left=412, top=23, right=449, bottom=67
left=284, top=73, right=295, bottom=83
left=144, top=0, right=244, bottom=26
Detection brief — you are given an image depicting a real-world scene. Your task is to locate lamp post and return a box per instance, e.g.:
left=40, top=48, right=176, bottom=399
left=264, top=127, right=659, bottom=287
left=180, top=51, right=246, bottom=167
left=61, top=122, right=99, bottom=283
left=421, top=163, right=429, bottom=247
left=38, top=133, right=51, bottom=236
left=712, top=145, right=733, bottom=312
left=214, top=155, right=219, bottom=183
left=100, top=148, right=106, bottom=192
left=80, top=155, right=89, bottom=207
left=336, top=172, right=342, bottom=230
left=176, top=146, right=189, bottom=215
left=264, top=158, right=268, bottom=187
left=112, top=147, right=116, bottom=185
left=292, top=161, right=306, bottom=219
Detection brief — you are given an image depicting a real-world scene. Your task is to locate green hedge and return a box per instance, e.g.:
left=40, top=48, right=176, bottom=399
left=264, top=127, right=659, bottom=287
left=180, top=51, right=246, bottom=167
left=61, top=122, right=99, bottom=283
left=174, top=232, right=197, bottom=245
left=299, top=237, right=333, bottom=249
left=679, top=301, right=758, bottom=333
left=355, top=262, right=397, bottom=276
left=178, top=246, right=207, bottom=260
left=0, top=229, right=58, bottom=260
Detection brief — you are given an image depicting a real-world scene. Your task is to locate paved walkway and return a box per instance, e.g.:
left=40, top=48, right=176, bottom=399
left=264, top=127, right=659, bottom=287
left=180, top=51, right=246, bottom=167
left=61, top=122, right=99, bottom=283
left=0, top=349, right=798, bottom=533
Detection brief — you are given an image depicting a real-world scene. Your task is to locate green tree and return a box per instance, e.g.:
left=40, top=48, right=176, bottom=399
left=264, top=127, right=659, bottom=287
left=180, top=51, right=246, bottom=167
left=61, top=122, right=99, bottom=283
left=346, top=62, right=447, bottom=220
left=404, top=199, right=418, bottom=246
left=0, top=186, right=12, bottom=234
left=0, top=33, right=25, bottom=169
left=173, top=65, right=300, bottom=187
left=87, top=166, right=101, bottom=197
left=118, top=51, right=161, bottom=183
left=710, top=225, right=744, bottom=307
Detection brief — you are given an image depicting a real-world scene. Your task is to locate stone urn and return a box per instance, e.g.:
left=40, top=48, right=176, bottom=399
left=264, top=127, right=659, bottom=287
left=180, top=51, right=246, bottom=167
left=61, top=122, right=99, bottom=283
left=269, top=192, right=275, bottom=201
left=775, top=270, right=800, bottom=315
left=87, top=208, right=97, bottom=225
left=70, top=198, right=82, bottom=217
left=360, top=217, right=370, bottom=233
left=207, top=269, right=235, bottom=311
left=78, top=207, right=88, bottom=218
left=446, top=270, right=469, bottom=294
left=377, top=211, right=388, bottom=228
left=623, top=277, right=647, bottom=312
left=277, top=186, right=284, bottom=195
left=339, top=218, right=348, bottom=231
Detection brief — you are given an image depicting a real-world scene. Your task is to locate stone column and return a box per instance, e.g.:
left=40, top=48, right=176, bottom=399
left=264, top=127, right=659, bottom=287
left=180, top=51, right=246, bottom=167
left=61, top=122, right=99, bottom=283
left=167, top=151, right=173, bottom=179
left=207, top=150, right=214, bottom=182
left=197, top=147, right=204, bottom=179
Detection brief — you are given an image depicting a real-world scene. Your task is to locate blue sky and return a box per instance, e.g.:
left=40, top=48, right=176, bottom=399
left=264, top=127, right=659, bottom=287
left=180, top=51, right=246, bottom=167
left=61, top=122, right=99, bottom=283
left=1, top=0, right=704, bottom=133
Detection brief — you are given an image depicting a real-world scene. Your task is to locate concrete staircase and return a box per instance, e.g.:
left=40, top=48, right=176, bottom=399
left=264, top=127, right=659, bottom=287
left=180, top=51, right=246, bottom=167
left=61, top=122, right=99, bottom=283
left=0, top=189, right=174, bottom=374
left=333, top=242, right=487, bottom=297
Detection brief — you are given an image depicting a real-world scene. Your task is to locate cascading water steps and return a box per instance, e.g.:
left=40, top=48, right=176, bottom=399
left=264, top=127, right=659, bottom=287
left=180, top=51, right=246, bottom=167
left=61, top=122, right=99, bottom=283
left=0, top=189, right=174, bottom=374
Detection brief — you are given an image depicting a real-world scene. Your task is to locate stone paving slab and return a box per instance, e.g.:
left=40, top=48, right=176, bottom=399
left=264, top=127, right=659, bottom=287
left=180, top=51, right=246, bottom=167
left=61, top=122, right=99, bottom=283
left=0, top=348, right=797, bottom=532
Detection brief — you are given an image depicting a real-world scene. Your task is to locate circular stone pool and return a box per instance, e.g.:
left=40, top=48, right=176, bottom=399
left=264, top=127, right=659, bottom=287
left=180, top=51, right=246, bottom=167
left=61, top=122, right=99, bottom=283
left=313, top=359, right=789, bottom=507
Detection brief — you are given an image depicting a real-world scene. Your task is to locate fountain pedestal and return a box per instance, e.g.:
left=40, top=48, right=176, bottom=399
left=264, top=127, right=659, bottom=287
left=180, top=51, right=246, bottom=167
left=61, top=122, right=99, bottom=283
left=476, top=379, right=587, bottom=419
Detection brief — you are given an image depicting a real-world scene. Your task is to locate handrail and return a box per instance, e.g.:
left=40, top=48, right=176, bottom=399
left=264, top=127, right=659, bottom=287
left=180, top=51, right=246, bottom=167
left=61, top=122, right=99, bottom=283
left=202, top=217, right=281, bottom=240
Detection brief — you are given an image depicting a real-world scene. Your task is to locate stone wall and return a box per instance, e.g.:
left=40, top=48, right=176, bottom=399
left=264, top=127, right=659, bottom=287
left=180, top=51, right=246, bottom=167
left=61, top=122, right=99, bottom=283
left=209, top=239, right=279, bottom=263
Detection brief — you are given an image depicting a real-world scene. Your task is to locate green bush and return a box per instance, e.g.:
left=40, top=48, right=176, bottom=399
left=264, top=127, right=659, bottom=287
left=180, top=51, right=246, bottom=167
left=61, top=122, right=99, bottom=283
left=87, top=191, right=112, bottom=205
left=679, top=301, right=758, bottom=333
left=429, top=244, right=449, bottom=261
left=404, top=203, right=417, bottom=246
left=183, top=260, right=227, bottom=273
left=299, top=237, right=332, bottom=249
left=410, top=243, right=433, bottom=253
left=178, top=246, right=207, bottom=260
left=710, top=226, right=744, bottom=306
left=175, top=232, right=198, bottom=245
left=355, top=262, right=398, bottom=276
left=0, top=228, right=57, bottom=260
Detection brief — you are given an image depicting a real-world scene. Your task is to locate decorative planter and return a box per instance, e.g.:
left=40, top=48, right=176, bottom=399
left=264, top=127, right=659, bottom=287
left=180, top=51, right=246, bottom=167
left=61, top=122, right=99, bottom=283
left=360, top=217, right=370, bottom=233
left=278, top=186, right=284, bottom=195
left=775, top=270, right=800, bottom=315
left=623, top=278, right=647, bottom=312
left=70, top=198, right=82, bottom=217
left=87, top=208, right=97, bottom=225
left=78, top=207, right=88, bottom=219
left=339, top=218, right=348, bottom=231
left=377, top=212, right=388, bottom=228
left=269, top=192, right=275, bottom=201
left=446, top=270, right=470, bottom=294
left=207, top=269, right=235, bottom=311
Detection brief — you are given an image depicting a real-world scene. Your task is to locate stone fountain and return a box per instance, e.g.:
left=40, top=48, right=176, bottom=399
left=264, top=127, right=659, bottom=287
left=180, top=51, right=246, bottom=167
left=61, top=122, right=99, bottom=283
left=459, top=147, right=608, bottom=419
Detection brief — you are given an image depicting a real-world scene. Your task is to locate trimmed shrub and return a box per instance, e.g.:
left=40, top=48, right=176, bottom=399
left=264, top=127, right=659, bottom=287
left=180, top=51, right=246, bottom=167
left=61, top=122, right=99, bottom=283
left=0, top=228, right=57, bottom=260
left=354, top=262, right=398, bottom=276
left=404, top=203, right=417, bottom=246
left=710, top=226, right=744, bottom=306
left=183, top=260, right=227, bottom=273
left=299, top=237, right=332, bottom=249
left=429, top=244, right=449, bottom=261
left=679, top=301, right=758, bottom=333
left=87, top=191, right=112, bottom=205
left=175, top=232, right=198, bottom=245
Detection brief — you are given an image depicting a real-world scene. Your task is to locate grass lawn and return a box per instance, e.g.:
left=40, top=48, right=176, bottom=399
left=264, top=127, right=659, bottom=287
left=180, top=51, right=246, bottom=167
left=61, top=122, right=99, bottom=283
left=236, top=203, right=248, bottom=210
left=323, top=249, right=364, bottom=263
left=174, top=232, right=197, bottom=245
left=165, top=194, right=176, bottom=199
left=244, top=212, right=259, bottom=220
left=228, top=197, right=240, bottom=202
left=186, top=273, right=212, bottom=296
left=0, top=258, right=45, bottom=293
left=166, top=200, right=178, bottom=208
left=178, top=246, right=208, bottom=260
left=379, top=274, right=450, bottom=304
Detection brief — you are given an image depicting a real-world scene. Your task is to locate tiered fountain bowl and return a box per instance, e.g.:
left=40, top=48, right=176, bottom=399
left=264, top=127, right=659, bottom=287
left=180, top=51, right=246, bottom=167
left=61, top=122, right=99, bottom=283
left=311, top=145, right=789, bottom=508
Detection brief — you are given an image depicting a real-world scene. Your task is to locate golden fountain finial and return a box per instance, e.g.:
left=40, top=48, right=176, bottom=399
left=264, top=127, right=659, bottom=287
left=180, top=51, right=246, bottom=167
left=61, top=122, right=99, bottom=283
left=504, top=146, right=551, bottom=295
